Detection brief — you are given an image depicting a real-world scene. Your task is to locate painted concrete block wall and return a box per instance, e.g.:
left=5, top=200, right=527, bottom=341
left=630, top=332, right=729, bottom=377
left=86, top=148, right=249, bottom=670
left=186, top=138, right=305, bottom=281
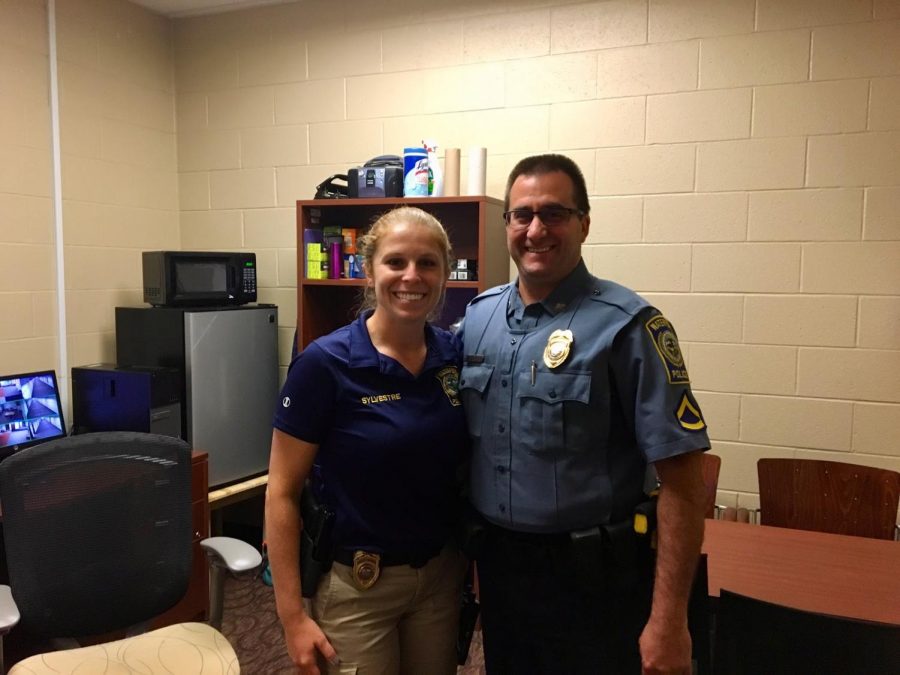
left=170, top=0, right=899, bottom=508
left=55, top=0, right=179, bottom=368
left=1, top=0, right=897, bottom=510
left=0, top=0, right=177, bottom=418
left=0, top=0, right=55, bottom=375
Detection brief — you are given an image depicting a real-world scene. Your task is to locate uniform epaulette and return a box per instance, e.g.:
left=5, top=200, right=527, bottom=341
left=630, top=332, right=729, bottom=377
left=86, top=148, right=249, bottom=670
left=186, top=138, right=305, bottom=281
left=587, top=278, right=649, bottom=316
left=470, top=284, right=509, bottom=304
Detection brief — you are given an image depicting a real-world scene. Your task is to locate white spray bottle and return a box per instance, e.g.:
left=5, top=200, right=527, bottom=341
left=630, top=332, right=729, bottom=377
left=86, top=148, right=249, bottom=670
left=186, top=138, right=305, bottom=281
left=423, top=139, right=443, bottom=197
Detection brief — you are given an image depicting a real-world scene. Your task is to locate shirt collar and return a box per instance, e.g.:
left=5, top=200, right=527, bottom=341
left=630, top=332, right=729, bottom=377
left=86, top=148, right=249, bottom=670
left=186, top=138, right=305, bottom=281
left=348, top=311, right=379, bottom=369
left=508, top=258, right=592, bottom=319
left=348, top=310, right=457, bottom=373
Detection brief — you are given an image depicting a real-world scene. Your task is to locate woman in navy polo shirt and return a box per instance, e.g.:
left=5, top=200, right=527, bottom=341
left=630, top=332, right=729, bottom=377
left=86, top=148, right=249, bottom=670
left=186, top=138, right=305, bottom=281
left=266, top=206, right=469, bottom=675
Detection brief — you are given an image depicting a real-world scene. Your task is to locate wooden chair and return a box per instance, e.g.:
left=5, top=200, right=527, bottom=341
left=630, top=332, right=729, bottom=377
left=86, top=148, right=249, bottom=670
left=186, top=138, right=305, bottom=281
left=757, top=458, right=900, bottom=540
left=699, top=453, right=721, bottom=519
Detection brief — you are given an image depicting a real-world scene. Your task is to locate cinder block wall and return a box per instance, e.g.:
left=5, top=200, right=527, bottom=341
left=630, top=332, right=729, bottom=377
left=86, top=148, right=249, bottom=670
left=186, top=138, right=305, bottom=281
left=172, top=0, right=899, bottom=508
left=0, top=0, right=55, bottom=372
left=55, top=0, right=179, bottom=369
left=0, top=0, right=178, bottom=375
left=1, top=0, right=897, bottom=508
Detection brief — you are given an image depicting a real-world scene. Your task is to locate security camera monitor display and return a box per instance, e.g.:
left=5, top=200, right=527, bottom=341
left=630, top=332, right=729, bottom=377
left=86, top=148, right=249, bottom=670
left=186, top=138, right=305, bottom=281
left=0, top=370, right=66, bottom=460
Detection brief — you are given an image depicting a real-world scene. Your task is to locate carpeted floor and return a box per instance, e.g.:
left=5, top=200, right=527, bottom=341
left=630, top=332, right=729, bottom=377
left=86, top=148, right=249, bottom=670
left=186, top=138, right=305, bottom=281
left=221, top=574, right=486, bottom=674
left=221, top=574, right=295, bottom=673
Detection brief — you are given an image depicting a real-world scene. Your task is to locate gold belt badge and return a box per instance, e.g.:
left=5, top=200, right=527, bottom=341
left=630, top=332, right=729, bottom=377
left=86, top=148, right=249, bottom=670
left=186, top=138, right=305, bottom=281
left=351, top=551, right=381, bottom=590
left=543, top=329, right=573, bottom=369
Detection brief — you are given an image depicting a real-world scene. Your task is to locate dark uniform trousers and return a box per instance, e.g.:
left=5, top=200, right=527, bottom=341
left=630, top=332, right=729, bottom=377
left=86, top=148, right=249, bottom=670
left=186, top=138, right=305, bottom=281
left=477, top=523, right=655, bottom=675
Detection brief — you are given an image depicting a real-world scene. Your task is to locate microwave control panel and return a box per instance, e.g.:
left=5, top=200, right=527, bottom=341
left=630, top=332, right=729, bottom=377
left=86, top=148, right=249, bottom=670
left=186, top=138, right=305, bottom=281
left=242, top=264, right=256, bottom=293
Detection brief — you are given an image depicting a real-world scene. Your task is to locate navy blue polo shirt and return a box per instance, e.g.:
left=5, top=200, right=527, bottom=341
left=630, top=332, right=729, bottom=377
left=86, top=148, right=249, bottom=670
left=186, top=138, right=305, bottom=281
left=273, top=311, right=469, bottom=557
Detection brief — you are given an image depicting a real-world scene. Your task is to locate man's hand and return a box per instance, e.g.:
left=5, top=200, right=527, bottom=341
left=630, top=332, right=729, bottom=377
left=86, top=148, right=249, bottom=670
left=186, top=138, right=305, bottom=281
left=283, top=614, right=339, bottom=675
left=639, top=615, right=692, bottom=675
left=640, top=450, right=706, bottom=675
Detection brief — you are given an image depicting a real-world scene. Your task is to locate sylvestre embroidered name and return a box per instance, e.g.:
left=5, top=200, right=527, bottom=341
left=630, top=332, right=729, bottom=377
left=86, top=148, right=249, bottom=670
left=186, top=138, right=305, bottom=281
left=361, top=393, right=402, bottom=405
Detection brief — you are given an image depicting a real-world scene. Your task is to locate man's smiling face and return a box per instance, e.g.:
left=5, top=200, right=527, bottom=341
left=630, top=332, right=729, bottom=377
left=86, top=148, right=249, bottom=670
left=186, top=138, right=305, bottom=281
left=506, top=170, right=590, bottom=304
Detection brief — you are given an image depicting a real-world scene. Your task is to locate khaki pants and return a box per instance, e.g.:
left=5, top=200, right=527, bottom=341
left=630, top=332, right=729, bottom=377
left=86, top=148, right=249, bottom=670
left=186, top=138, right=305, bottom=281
left=311, top=545, right=466, bottom=675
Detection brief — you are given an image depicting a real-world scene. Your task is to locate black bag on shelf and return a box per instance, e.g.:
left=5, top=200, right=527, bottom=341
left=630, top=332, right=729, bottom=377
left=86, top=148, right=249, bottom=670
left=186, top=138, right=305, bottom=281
left=314, top=174, right=349, bottom=199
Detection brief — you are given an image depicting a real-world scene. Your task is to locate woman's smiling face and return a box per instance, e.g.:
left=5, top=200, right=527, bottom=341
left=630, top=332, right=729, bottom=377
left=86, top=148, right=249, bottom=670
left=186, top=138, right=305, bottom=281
left=368, top=220, right=448, bottom=325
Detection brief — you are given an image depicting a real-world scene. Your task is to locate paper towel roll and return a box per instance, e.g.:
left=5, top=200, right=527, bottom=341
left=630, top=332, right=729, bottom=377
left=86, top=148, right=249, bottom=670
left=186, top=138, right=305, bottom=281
left=466, top=147, right=487, bottom=196
left=444, top=148, right=461, bottom=196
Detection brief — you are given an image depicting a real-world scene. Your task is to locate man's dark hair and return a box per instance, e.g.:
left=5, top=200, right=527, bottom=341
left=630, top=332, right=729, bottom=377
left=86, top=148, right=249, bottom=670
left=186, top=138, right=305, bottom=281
left=504, top=153, right=590, bottom=214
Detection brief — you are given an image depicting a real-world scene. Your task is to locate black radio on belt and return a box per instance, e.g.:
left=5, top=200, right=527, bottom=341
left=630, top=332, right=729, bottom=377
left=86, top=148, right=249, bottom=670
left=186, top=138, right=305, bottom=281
left=348, top=155, right=403, bottom=198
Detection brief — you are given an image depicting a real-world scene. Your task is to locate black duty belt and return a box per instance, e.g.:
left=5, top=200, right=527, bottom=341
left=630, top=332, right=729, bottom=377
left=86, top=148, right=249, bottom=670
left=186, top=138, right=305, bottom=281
left=333, top=547, right=439, bottom=569
left=488, top=524, right=571, bottom=547
left=485, top=520, right=645, bottom=555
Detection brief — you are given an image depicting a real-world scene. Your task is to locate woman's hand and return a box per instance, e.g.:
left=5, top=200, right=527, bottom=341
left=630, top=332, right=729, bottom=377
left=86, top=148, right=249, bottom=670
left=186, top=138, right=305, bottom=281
left=266, top=430, right=332, bottom=671
left=283, top=613, right=339, bottom=674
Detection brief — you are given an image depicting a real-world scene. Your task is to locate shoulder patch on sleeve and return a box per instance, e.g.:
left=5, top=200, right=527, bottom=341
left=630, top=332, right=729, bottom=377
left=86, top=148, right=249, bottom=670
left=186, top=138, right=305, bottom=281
left=645, top=314, right=690, bottom=384
left=675, top=391, right=706, bottom=431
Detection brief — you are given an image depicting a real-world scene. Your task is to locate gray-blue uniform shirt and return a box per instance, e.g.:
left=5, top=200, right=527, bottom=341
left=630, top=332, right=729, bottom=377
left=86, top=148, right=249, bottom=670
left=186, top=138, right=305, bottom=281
left=459, top=260, right=710, bottom=534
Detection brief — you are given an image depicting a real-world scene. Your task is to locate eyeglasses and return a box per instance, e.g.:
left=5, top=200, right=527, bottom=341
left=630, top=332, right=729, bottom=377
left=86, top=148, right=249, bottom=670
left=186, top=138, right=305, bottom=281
left=502, top=206, right=584, bottom=229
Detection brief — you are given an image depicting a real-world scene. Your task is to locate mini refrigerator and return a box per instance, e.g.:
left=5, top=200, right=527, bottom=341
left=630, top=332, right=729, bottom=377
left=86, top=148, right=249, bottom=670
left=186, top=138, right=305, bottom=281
left=115, top=304, right=278, bottom=488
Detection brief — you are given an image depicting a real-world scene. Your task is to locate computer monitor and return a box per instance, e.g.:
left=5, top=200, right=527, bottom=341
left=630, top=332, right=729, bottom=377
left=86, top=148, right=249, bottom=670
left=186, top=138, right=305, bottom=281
left=0, top=369, right=67, bottom=460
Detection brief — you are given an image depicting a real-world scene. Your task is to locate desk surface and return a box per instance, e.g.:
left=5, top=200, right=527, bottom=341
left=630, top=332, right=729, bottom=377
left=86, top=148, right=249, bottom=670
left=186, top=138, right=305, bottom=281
left=208, top=473, right=268, bottom=509
left=702, top=518, right=900, bottom=625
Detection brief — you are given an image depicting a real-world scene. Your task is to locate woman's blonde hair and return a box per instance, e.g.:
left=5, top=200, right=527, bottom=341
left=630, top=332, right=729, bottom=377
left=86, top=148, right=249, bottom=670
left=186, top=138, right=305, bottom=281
left=357, top=206, right=453, bottom=321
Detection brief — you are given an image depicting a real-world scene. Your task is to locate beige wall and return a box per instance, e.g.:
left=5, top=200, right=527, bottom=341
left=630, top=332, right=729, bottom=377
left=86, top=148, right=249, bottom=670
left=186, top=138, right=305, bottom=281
left=1, top=0, right=898, bottom=508
left=0, top=0, right=55, bottom=374
left=0, top=0, right=177, bottom=382
left=56, top=0, right=178, bottom=368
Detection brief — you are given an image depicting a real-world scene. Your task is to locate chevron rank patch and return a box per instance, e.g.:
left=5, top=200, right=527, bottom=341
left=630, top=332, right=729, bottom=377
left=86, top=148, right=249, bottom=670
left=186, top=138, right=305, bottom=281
left=645, top=314, right=689, bottom=384
left=675, top=391, right=706, bottom=431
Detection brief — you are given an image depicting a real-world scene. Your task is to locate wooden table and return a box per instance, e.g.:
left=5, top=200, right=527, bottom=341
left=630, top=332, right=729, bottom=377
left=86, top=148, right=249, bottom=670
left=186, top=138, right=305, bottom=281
left=702, top=518, right=900, bottom=625
left=208, top=472, right=268, bottom=511
left=207, top=472, right=268, bottom=536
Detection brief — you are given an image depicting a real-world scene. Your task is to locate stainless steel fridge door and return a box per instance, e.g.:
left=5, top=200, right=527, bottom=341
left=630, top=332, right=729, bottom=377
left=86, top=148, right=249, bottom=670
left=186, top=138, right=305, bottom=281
left=184, top=306, right=278, bottom=487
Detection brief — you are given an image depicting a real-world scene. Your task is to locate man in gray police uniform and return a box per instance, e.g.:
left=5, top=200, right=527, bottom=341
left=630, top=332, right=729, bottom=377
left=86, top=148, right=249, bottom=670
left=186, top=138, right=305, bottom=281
left=458, top=154, right=709, bottom=674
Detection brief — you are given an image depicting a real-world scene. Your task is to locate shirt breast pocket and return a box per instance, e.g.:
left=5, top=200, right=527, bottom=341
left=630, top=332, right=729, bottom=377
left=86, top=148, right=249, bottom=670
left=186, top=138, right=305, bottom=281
left=517, top=371, right=593, bottom=455
left=459, top=364, right=494, bottom=438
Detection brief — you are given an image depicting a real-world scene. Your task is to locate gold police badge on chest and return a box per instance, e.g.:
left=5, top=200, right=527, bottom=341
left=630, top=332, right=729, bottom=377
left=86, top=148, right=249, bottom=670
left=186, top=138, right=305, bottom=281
left=351, top=551, right=381, bottom=590
left=543, top=329, right=573, bottom=369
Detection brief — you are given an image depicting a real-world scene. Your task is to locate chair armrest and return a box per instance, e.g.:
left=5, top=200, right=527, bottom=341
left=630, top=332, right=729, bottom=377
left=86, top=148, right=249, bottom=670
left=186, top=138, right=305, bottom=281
left=201, top=537, right=262, bottom=631
left=200, top=536, right=262, bottom=573
left=0, top=585, right=20, bottom=635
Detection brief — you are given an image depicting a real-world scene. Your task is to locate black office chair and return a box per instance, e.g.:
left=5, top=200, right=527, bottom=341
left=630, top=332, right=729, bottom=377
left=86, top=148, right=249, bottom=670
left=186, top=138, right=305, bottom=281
left=0, top=432, right=262, bottom=673
left=713, top=589, right=900, bottom=675
left=688, top=554, right=712, bottom=675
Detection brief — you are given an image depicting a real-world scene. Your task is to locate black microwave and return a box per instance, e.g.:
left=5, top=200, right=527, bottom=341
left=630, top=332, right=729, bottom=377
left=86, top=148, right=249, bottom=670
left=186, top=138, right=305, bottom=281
left=142, top=251, right=257, bottom=307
